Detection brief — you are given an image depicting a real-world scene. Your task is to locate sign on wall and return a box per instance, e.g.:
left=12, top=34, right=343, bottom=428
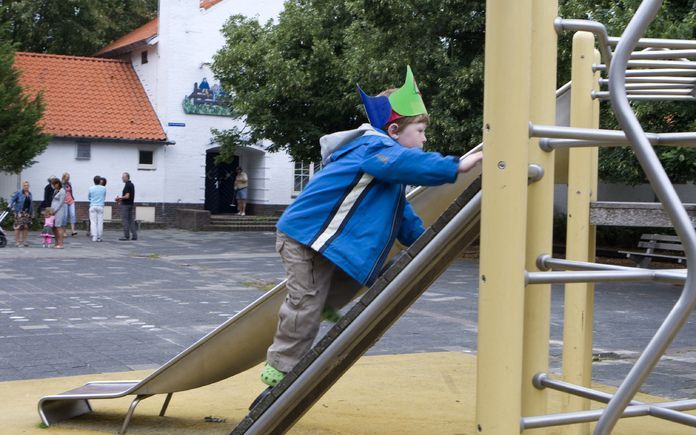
left=182, top=77, right=233, bottom=116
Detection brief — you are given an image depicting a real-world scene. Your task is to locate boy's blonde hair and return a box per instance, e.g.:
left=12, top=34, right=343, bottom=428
left=378, top=88, right=430, bottom=133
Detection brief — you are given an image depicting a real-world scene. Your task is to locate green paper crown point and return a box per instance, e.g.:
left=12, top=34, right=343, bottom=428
left=388, top=65, right=428, bottom=117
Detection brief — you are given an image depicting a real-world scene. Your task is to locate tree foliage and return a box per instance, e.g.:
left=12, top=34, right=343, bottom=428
left=0, top=0, right=158, bottom=56
left=212, top=0, right=485, bottom=162
left=213, top=0, right=696, bottom=185
left=559, top=0, right=696, bottom=184
left=0, top=40, right=50, bottom=173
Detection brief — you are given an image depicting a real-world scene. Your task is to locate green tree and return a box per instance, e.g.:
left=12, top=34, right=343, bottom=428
left=213, top=0, right=695, bottom=184
left=212, top=0, right=486, bottom=162
left=0, top=40, right=50, bottom=173
left=0, top=0, right=157, bottom=56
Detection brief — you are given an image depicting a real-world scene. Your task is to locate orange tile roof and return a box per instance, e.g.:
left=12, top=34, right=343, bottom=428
left=95, top=18, right=158, bottom=57
left=14, top=52, right=167, bottom=142
left=200, top=0, right=224, bottom=9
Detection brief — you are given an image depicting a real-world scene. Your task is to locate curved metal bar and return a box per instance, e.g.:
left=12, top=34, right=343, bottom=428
left=597, top=0, right=696, bottom=432
left=555, top=18, right=613, bottom=68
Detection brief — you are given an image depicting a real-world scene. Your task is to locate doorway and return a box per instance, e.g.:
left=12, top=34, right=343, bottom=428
left=205, top=149, right=238, bottom=214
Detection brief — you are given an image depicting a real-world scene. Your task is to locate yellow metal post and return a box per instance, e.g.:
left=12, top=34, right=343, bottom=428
left=560, top=32, right=600, bottom=435
left=476, top=0, right=532, bottom=433
left=522, top=0, right=558, bottom=421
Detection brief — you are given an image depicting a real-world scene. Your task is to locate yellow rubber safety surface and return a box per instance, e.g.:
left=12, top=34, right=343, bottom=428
left=2, top=352, right=693, bottom=434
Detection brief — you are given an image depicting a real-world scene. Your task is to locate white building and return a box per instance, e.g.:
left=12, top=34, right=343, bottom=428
left=1, top=0, right=302, bottom=223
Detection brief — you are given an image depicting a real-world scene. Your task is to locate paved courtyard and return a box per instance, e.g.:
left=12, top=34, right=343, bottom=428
left=1, top=229, right=696, bottom=400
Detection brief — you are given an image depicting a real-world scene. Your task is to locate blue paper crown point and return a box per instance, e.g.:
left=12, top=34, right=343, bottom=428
left=357, top=84, right=392, bottom=129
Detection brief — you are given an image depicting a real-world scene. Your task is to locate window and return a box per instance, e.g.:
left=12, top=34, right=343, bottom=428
left=141, top=50, right=148, bottom=64
left=138, top=150, right=155, bottom=170
left=293, top=161, right=322, bottom=195
left=76, top=142, right=91, bottom=160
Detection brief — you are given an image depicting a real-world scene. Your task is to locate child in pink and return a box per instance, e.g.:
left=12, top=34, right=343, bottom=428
left=41, top=208, right=55, bottom=248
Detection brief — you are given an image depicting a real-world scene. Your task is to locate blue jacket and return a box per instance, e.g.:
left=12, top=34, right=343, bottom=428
left=9, top=190, right=33, bottom=215
left=277, top=125, right=459, bottom=285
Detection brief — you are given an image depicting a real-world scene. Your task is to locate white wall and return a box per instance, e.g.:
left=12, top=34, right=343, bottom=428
left=149, top=0, right=294, bottom=206
left=130, top=45, right=159, bottom=107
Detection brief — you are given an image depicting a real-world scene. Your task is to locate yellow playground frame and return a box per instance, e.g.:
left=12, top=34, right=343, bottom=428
left=479, top=0, right=696, bottom=434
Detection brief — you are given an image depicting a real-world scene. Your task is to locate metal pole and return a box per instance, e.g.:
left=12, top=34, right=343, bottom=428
left=608, top=35, right=696, bottom=49
left=538, top=255, right=686, bottom=284
left=532, top=124, right=696, bottom=146
left=560, top=31, right=598, bottom=435
left=527, top=270, right=659, bottom=284
left=476, top=0, right=531, bottom=433
left=598, top=0, right=696, bottom=432
left=533, top=373, right=643, bottom=406
left=522, top=399, right=696, bottom=430
left=522, top=0, right=557, bottom=422
left=623, top=68, right=696, bottom=76
left=602, top=76, right=696, bottom=84
left=630, top=49, right=696, bottom=59
left=595, top=94, right=696, bottom=101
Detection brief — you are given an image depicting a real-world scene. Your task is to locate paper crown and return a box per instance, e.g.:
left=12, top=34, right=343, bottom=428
left=357, top=65, right=428, bottom=129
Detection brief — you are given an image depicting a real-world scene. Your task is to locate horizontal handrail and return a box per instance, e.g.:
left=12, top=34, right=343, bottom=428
left=531, top=124, right=696, bottom=149
left=608, top=36, right=696, bottom=49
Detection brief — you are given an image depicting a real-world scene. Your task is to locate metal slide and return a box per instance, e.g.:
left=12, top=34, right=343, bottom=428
left=36, top=147, right=482, bottom=434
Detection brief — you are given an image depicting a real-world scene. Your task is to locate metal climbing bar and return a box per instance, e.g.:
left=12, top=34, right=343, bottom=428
left=536, top=255, right=686, bottom=284
left=608, top=35, right=696, bottom=49
left=531, top=124, right=696, bottom=148
left=595, top=0, right=696, bottom=432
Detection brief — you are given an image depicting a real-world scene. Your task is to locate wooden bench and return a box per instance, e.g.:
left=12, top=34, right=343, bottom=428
left=619, top=233, right=686, bottom=267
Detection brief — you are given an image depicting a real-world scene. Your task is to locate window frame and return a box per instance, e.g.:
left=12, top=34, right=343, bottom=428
left=75, top=141, right=91, bottom=160
left=292, top=161, right=321, bottom=196
left=137, top=149, right=156, bottom=170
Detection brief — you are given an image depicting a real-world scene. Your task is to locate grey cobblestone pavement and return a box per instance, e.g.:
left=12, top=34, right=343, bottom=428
left=1, top=229, right=696, bottom=400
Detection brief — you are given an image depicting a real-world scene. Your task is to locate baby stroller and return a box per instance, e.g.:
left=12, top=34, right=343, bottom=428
left=0, top=209, right=8, bottom=248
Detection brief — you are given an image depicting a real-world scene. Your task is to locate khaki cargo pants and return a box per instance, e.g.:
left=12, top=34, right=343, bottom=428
left=267, top=231, right=361, bottom=373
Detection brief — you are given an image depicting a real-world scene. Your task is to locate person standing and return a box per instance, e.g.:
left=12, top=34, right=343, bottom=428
left=116, top=172, right=137, bottom=241
left=62, top=172, right=78, bottom=236
left=39, top=176, right=54, bottom=215
left=88, top=175, right=107, bottom=242
left=9, top=181, right=33, bottom=247
left=234, top=167, right=249, bottom=216
left=50, top=178, right=66, bottom=249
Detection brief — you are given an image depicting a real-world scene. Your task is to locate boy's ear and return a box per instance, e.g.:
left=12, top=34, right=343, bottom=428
left=386, top=123, right=399, bottom=139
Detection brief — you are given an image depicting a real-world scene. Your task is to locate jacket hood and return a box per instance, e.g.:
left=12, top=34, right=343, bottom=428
left=319, top=123, right=389, bottom=164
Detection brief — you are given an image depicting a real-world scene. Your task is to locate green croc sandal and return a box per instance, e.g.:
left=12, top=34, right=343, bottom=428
left=260, top=362, right=286, bottom=387
left=321, top=305, right=341, bottom=323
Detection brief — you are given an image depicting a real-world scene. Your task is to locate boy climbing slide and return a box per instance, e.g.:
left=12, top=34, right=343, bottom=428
left=262, top=66, right=483, bottom=388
